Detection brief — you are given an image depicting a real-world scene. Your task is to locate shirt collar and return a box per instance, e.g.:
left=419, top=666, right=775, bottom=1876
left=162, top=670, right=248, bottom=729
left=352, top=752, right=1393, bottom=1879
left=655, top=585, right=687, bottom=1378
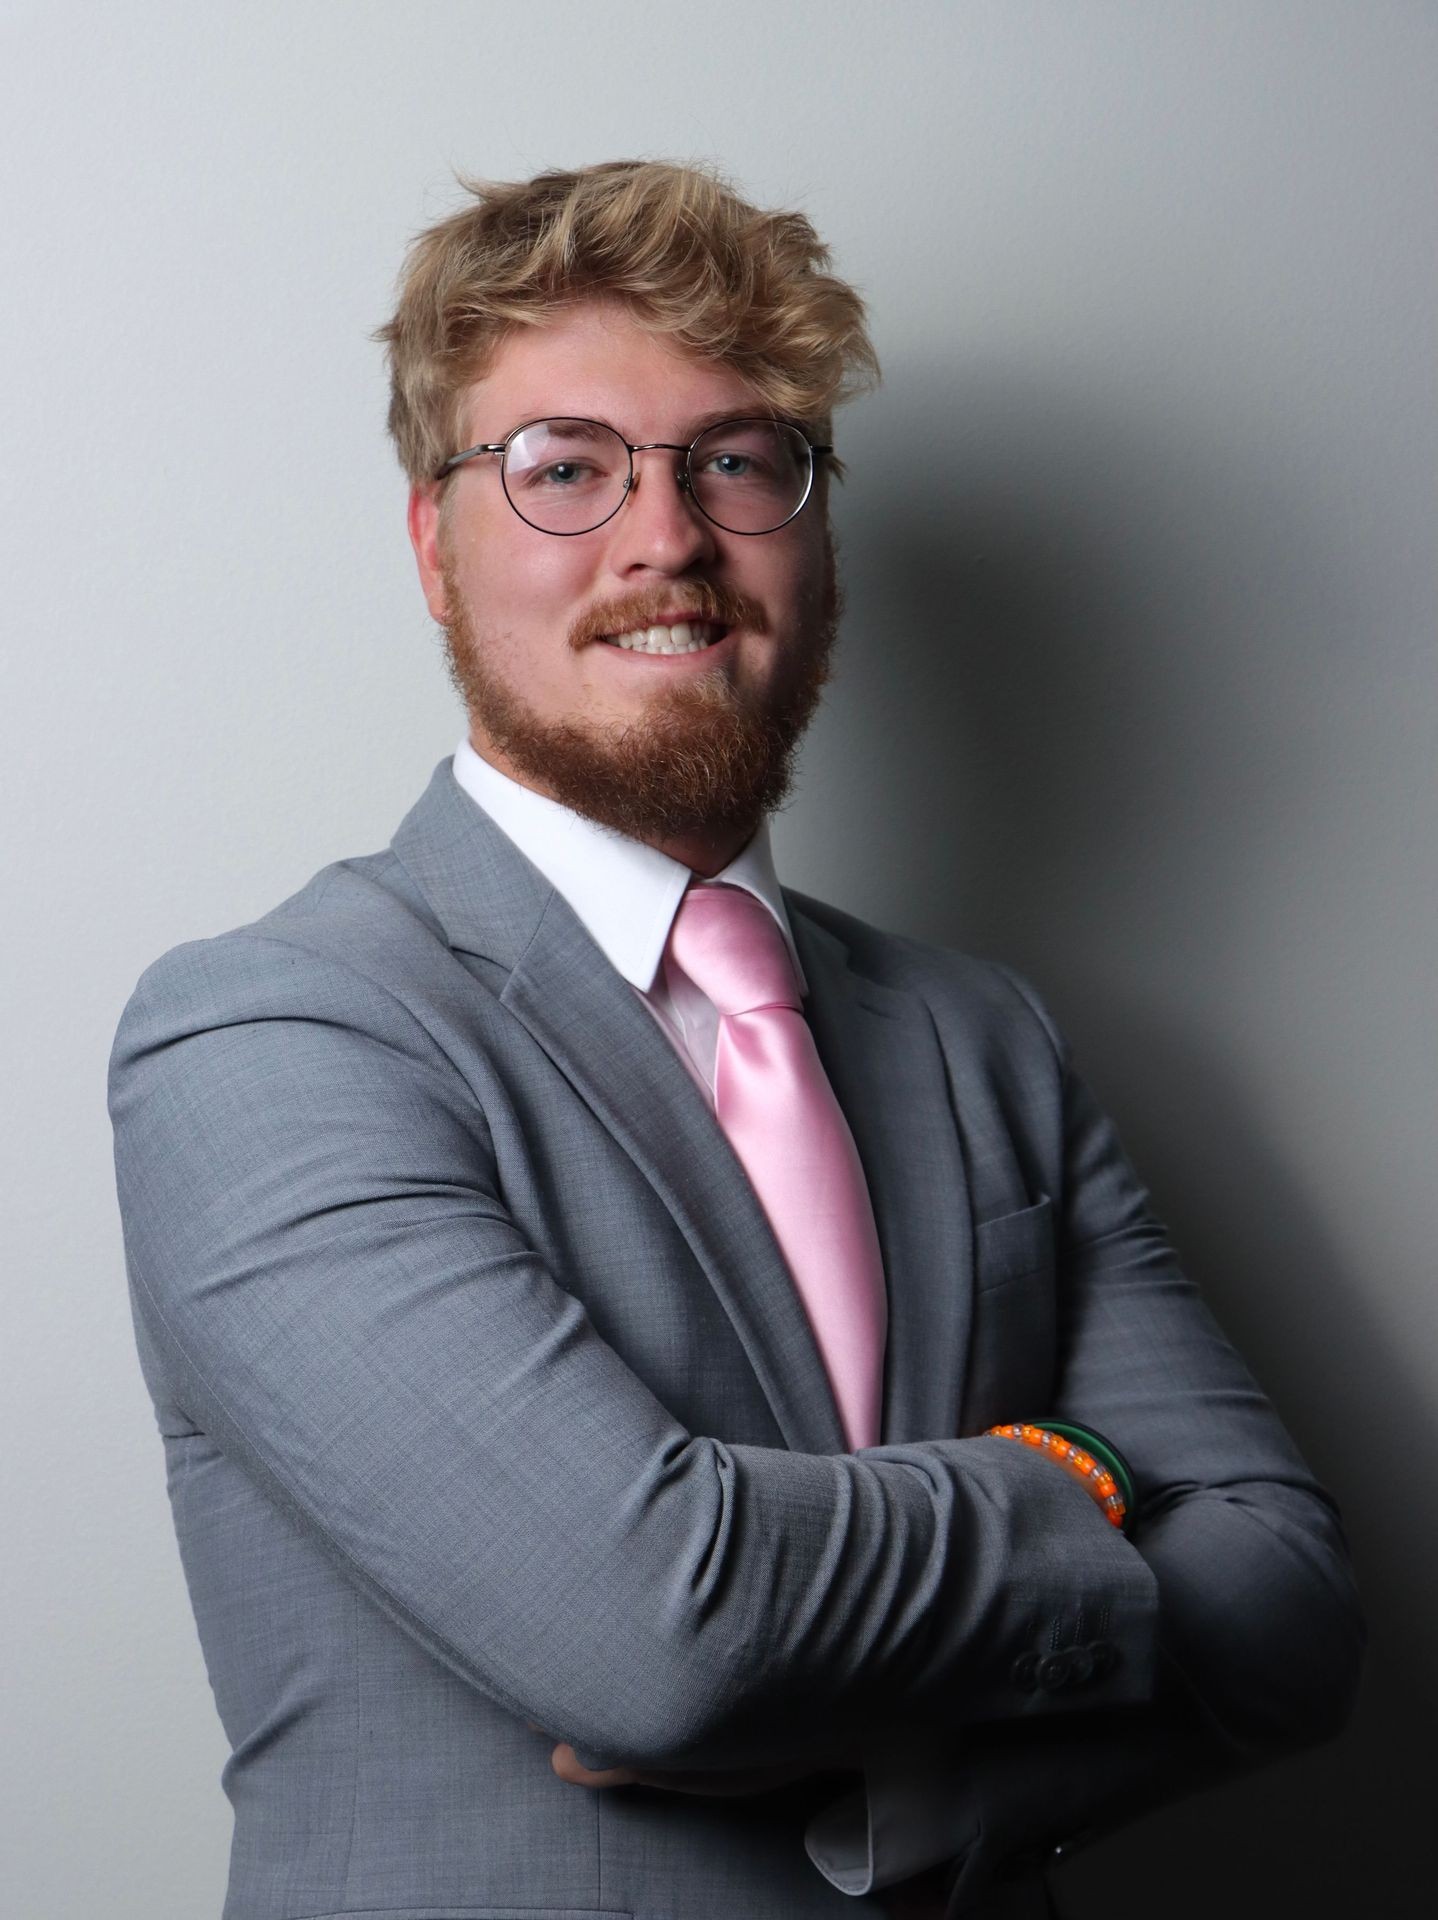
left=450, top=735, right=807, bottom=997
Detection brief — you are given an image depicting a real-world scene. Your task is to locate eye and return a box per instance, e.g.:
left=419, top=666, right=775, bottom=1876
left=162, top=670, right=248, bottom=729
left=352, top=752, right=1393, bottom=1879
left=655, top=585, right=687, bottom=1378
left=698, top=448, right=783, bottom=484
left=705, top=450, right=754, bottom=477
left=533, top=459, right=594, bottom=487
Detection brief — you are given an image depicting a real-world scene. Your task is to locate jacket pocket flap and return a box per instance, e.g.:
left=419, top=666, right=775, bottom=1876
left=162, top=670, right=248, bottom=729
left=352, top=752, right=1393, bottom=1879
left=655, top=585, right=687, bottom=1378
left=974, top=1195, right=1054, bottom=1292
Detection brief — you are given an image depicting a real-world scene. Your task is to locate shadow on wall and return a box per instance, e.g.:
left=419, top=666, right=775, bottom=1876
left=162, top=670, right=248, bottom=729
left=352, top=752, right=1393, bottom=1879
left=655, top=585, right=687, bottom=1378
left=814, top=363, right=1364, bottom=961
left=797, top=365, right=1436, bottom=1912
left=1048, top=1008, right=1433, bottom=1916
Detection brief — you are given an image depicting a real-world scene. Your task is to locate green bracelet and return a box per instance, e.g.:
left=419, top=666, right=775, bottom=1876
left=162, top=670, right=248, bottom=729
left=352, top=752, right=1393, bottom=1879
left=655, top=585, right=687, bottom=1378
left=1041, top=1421, right=1137, bottom=1519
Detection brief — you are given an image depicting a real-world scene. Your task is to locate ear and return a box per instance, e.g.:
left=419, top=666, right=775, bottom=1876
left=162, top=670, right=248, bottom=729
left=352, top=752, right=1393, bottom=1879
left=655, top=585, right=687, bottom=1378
left=407, top=481, right=450, bottom=624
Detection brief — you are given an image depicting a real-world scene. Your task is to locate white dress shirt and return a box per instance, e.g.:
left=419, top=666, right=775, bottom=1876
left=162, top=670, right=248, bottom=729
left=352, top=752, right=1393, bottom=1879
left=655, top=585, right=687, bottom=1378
left=450, top=733, right=808, bottom=1104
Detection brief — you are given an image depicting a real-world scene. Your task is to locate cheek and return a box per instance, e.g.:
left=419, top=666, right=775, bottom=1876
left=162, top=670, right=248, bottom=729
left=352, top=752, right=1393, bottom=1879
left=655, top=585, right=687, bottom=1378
left=503, top=528, right=596, bottom=602
left=455, top=531, right=594, bottom=626
left=758, top=531, right=828, bottom=626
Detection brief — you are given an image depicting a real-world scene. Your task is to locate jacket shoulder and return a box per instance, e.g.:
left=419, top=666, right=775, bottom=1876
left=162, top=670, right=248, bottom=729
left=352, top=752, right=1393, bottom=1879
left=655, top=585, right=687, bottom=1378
left=106, top=847, right=461, bottom=1091
left=783, top=886, right=1067, bottom=1064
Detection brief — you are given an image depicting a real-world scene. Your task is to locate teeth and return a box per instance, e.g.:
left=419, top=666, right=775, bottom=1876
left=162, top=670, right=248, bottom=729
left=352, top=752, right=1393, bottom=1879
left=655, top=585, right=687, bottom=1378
left=606, top=621, right=723, bottom=654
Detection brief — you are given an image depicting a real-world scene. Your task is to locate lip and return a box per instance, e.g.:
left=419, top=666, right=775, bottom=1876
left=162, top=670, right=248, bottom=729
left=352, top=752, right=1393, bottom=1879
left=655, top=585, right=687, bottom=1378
left=593, top=612, right=729, bottom=636
left=592, top=624, right=737, bottom=663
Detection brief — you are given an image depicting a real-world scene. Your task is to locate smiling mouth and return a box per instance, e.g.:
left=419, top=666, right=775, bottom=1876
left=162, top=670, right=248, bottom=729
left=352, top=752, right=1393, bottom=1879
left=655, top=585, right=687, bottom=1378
left=599, top=620, right=729, bottom=655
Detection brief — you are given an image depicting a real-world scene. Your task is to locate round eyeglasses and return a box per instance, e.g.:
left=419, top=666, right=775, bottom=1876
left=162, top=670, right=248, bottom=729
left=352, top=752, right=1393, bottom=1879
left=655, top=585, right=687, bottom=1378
left=435, top=415, right=832, bottom=536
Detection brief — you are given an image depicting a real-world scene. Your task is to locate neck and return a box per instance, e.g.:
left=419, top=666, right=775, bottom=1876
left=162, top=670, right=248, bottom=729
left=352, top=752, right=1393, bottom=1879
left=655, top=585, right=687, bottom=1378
left=650, top=822, right=754, bottom=877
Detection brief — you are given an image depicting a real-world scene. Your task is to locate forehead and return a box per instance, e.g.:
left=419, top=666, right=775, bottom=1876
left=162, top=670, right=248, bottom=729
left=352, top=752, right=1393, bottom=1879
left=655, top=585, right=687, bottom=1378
left=461, top=299, right=768, bottom=441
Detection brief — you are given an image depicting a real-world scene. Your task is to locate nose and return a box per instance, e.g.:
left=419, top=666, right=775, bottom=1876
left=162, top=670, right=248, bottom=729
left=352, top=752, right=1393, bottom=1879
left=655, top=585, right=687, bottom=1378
left=607, top=446, right=718, bottom=574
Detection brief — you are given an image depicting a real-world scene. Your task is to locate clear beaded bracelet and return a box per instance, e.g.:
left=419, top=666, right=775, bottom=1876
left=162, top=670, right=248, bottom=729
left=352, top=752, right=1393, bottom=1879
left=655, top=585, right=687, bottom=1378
left=984, top=1421, right=1135, bottom=1532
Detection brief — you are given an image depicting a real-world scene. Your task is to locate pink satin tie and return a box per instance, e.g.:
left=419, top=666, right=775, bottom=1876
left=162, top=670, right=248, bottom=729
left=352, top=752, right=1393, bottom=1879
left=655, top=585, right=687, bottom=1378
left=665, top=882, right=887, bottom=1450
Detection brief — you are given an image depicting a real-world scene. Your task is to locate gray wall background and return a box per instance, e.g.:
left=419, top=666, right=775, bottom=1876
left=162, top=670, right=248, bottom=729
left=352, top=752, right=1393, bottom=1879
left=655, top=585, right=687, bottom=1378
left=3, top=3, right=1432, bottom=1914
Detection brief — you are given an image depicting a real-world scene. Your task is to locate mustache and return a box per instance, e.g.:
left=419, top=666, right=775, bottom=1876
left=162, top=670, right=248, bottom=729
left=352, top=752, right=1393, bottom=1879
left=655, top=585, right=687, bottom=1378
left=569, top=581, right=768, bottom=649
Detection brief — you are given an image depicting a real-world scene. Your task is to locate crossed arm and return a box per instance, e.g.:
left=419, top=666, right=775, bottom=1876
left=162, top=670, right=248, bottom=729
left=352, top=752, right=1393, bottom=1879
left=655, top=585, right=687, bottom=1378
left=108, top=931, right=1364, bottom=1907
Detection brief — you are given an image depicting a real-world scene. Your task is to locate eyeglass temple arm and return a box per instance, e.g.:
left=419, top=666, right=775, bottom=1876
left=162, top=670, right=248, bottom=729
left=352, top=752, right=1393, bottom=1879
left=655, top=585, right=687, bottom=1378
left=435, top=443, right=507, bottom=480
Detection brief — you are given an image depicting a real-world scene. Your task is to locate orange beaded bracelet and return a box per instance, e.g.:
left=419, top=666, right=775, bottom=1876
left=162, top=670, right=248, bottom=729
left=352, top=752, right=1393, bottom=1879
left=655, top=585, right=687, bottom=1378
left=984, top=1421, right=1131, bottom=1531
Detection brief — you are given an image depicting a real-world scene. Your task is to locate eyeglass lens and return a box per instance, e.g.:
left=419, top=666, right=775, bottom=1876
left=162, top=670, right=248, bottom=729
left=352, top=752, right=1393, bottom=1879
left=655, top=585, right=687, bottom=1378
left=500, top=418, right=813, bottom=534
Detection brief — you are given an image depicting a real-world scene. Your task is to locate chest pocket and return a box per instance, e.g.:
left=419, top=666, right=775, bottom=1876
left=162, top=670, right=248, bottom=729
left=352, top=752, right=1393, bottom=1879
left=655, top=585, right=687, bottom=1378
left=965, top=1195, right=1057, bottom=1428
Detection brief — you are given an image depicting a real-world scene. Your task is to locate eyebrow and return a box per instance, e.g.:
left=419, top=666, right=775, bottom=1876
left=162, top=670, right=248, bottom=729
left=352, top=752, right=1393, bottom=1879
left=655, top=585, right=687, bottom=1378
left=677, top=407, right=783, bottom=436
left=516, top=418, right=618, bottom=444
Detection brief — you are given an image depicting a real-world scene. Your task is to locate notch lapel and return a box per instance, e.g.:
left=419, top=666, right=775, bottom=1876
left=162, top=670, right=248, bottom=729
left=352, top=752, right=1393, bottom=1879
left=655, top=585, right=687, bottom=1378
left=788, top=903, right=976, bottom=1446
left=391, top=759, right=847, bottom=1455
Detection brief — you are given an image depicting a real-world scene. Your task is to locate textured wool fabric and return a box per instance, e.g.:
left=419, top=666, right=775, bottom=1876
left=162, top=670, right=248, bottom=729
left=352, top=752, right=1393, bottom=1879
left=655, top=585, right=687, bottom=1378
left=104, top=754, right=1363, bottom=1919
left=666, top=881, right=887, bottom=1451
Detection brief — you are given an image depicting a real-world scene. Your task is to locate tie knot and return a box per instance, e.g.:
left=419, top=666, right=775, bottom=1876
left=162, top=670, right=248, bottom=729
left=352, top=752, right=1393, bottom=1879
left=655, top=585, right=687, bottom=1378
left=665, top=883, right=801, bottom=1017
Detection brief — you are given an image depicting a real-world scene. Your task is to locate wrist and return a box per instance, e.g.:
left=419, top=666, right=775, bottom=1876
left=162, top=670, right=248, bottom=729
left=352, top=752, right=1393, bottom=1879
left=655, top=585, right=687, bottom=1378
left=985, top=1420, right=1136, bottom=1532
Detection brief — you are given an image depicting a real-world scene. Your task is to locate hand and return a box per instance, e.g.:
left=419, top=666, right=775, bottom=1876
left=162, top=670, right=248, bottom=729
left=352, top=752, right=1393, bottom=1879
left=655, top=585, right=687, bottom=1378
left=529, top=1721, right=857, bottom=1799
left=546, top=1738, right=827, bottom=1798
left=539, top=1726, right=952, bottom=1912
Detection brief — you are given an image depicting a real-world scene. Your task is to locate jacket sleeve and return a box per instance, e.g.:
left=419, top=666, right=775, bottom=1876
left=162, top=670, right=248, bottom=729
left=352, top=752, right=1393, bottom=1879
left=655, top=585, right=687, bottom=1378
left=803, top=964, right=1365, bottom=1900
left=805, top=1659, right=1242, bottom=1907
left=109, top=930, right=1161, bottom=1773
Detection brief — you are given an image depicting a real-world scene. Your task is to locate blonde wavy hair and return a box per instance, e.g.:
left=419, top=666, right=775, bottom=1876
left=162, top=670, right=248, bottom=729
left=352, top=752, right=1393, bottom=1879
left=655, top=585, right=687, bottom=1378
left=375, top=159, right=880, bottom=488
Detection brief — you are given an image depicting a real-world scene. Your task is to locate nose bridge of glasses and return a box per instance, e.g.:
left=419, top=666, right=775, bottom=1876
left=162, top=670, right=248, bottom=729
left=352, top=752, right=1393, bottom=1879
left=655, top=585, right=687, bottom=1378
left=625, top=441, right=698, bottom=504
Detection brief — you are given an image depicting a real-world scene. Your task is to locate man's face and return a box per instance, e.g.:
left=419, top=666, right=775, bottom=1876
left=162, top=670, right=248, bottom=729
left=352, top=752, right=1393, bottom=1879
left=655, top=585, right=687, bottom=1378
left=408, top=300, right=840, bottom=858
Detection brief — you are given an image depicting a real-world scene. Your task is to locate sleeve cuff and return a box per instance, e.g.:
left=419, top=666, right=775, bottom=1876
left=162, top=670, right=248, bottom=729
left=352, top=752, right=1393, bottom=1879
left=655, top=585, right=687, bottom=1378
left=804, top=1726, right=978, bottom=1895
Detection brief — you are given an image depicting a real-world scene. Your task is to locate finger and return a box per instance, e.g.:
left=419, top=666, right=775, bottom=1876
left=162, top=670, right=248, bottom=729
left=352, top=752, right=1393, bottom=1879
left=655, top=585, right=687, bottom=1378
left=549, top=1741, right=640, bottom=1789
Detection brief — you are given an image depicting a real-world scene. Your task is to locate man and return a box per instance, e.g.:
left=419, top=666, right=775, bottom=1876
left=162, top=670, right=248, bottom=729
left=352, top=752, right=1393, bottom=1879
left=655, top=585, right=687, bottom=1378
left=108, top=161, right=1363, bottom=1920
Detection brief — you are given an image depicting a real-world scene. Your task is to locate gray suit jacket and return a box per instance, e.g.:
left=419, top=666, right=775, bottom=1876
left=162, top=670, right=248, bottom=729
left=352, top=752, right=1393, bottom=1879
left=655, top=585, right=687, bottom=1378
left=108, top=755, right=1363, bottom=1920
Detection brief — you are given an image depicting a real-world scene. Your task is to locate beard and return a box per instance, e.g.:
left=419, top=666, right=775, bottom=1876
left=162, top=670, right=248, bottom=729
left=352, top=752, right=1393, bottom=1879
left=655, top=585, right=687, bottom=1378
left=436, top=540, right=842, bottom=848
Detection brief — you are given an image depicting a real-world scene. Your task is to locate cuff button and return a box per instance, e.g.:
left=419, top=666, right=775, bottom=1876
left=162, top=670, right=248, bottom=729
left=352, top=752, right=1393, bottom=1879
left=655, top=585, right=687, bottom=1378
left=1010, top=1651, right=1040, bottom=1690
left=1037, top=1651, right=1073, bottom=1691
left=1087, top=1639, right=1120, bottom=1678
left=1065, top=1643, right=1095, bottom=1684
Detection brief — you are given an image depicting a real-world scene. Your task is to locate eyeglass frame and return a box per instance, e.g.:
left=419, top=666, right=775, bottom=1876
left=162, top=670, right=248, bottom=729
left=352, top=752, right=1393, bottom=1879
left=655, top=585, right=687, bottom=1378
left=433, top=414, right=834, bottom=537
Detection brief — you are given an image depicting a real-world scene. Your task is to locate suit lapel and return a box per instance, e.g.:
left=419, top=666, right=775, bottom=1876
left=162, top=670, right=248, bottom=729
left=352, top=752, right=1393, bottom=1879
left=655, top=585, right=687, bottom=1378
left=392, top=757, right=980, bottom=1455
left=501, top=905, right=849, bottom=1454
left=391, top=759, right=846, bottom=1455
left=788, top=903, right=976, bottom=1446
